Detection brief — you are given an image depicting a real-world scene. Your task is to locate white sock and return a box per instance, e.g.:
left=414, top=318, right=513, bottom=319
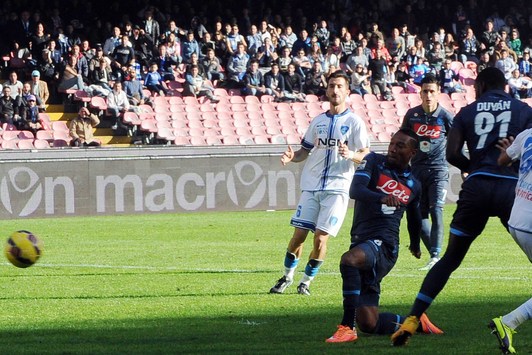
left=285, top=267, right=296, bottom=281
left=299, top=273, right=313, bottom=286
left=502, top=297, right=532, bottom=330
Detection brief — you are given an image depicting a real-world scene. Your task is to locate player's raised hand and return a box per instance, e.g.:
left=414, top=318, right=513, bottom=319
left=281, top=146, right=295, bottom=165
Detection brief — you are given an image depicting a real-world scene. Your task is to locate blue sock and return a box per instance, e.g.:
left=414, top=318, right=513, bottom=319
left=340, top=264, right=361, bottom=328
left=374, top=313, right=405, bottom=334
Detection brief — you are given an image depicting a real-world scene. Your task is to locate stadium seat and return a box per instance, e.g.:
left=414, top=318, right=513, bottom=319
left=305, top=94, right=319, bottom=102
left=379, top=101, right=395, bottom=109
left=450, top=61, right=464, bottom=73
left=206, top=136, right=223, bottom=145
left=52, top=121, right=69, bottom=132
left=246, top=103, right=260, bottom=112
left=2, top=130, right=20, bottom=141
left=123, top=112, right=141, bottom=126
left=89, top=96, right=108, bottom=111
left=190, top=136, right=208, bottom=145
left=286, top=134, right=301, bottom=144
left=391, top=86, right=405, bottom=95
left=254, top=135, right=270, bottom=144
left=239, top=135, right=256, bottom=145
left=17, top=139, right=35, bottom=149
left=174, top=136, right=191, bottom=145
left=230, top=96, right=245, bottom=104
left=33, top=139, right=51, bottom=149
left=222, top=136, right=240, bottom=145
left=36, top=130, right=54, bottom=143
left=231, top=103, right=246, bottom=112
left=74, top=90, right=91, bottom=104
left=321, top=101, right=330, bottom=110
left=236, top=127, right=252, bottom=136
left=1, top=140, right=18, bottom=149
left=52, top=130, right=71, bottom=143
left=270, top=134, right=287, bottom=144
left=260, top=95, right=274, bottom=103
left=377, top=131, right=393, bottom=143
left=38, top=113, right=52, bottom=130
left=156, top=127, right=177, bottom=142
left=18, top=130, right=35, bottom=140
left=140, top=119, right=158, bottom=134
left=169, top=96, right=184, bottom=105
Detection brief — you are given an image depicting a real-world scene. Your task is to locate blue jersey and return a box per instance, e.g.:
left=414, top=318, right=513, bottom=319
left=453, top=90, right=532, bottom=179
left=401, top=104, right=454, bottom=167
left=349, top=152, right=421, bottom=247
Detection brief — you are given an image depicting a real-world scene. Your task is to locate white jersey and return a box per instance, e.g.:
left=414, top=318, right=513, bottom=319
left=507, top=128, right=532, bottom=233
left=299, top=108, right=370, bottom=193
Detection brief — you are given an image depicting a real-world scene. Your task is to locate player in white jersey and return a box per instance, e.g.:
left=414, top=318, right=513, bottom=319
left=269, top=70, right=370, bottom=295
left=488, top=129, right=532, bottom=354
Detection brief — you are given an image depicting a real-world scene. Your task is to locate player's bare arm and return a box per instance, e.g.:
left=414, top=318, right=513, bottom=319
left=338, top=142, right=370, bottom=163
left=280, top=145, right=310, bottom=165
left=496, top=137, right=515, bottom=166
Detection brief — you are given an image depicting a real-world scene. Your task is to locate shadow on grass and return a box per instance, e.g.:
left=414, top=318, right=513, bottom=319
left=0, top=297, right=529, bottom=355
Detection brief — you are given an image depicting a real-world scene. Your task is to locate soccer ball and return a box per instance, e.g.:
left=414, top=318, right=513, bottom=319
left=4, top=231, right=44, bottom=268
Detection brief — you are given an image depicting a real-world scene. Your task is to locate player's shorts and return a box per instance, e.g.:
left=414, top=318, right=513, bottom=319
left=349, top=239, right=398, bottom=307
left=412, top=167, right=448, bottom=212
left=509, top=227, right=532, bottom=263
left=290, top=190, right=349, bottom=237
left=450, top=176, right=516, bottom=238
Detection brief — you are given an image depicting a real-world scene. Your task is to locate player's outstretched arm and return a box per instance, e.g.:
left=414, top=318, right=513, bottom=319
left=281, top=145, right=310, bottom=165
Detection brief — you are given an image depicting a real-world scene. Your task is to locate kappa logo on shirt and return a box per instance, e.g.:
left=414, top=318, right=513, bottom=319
left=413, top=123, right=441, bottom=139
left=376, top=174, right=412, bottom=204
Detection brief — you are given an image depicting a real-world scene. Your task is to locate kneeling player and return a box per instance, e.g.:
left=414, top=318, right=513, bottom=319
left=326, top=129, right=443, bottom=343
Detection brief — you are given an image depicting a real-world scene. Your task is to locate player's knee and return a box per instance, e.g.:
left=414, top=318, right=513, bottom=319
left=357, top=318, right=377, bottom=333
left=340, top=248, right=366, bottom=268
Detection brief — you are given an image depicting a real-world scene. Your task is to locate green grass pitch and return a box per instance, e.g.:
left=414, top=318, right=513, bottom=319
left=0, top=207, right=529, bottom=354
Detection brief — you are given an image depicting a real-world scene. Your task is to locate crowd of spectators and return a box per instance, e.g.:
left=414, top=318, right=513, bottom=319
left=1, top=0, right=532, bottom=135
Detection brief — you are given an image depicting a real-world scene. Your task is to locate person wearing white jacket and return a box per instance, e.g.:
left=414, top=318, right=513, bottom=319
left=107, top=81, right=130, bottom=130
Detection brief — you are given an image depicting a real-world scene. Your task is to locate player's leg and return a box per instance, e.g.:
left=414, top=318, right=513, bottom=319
left=420, top=169, right=448, bottom=270
left=489, top=227, right=532, bottom=354
left=392, top=178, right=490, bottom=345
left=270, top=192, right=318, bottom=294
left=326, top=244, right=368, bottom=343
left=298, top=192, right=349, bottom=295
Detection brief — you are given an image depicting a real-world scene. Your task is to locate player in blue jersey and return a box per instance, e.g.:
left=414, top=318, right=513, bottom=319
left=326, top=128, right=443, bottom=343
left=401, top=74, right=454, bottom=271
left=269, top=70, right=371, bottom=296
left=487, top=130, right=532, bottom=354
left=392, top=67, right=532, bottom=346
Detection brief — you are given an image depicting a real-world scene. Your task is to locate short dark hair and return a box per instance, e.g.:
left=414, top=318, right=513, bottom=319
left=476, top=67, right=506, bottom=91
left=420, top=73, right=439, bottom=86
left=394, top=128, right=420, bottom=149
left=326, top=69, right=350, bottom=85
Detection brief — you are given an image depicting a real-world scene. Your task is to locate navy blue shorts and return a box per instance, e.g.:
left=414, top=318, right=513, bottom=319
left=412, top=167, right=448, bottom=216
left=450, top=176, right=516, bottom=238
left=350, top=239, right=398, bottom=307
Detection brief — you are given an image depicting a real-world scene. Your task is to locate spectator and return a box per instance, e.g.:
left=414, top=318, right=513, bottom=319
left=256, top=37, right=277, bottom=71
left=509, top=28, right=523, bottom=58
left=340, top=31, right=357, bottom=63
left=226, top=43, right=249, bottom=86
left=427, top=42, right=446, bottom=72
left=130, top=26, right=154, bottom=67
left=213, top=31, right=229, bottom=61
left=386, top=28, right=406, bottom=63
left=123, top=66, right=146, bottom=106
left=410, top=57, right=431, bottom=85
left=264, top=63, right=285, bottom=100
left=283, top=63, right=305, bottom=102
left=277, top=46, right=293, bottom=74
left=69, top=107, right=101, bottom=147
left=345, top=46, right=369, bottom=74
left=71, top=44, right=89, bottom=83
left=371, top=39, right=392, bottom=62
left=0, top=86, right=21, bottom=126
left=477, top=51, right=492, bottom=73
left=495, top=48, right=517, bottom=80
left=20, top=82, right=43, bottom=112
left=107, top=81, right=130, bottom=130
left=508, top=69, right=532, bottom=99
left=91, top=58, right=113, bottom=93
left=112, top=35, right=135, bottom=81
left=4, top=71, right=23, bottom=100
left=443, top=33, right=460, bottom=62
left=460, top=26, right=482, bottom=64
left=292, top=48, right=312, bottom=77
left=395, top=61, right=414, bottom=90
left=519, top=51, right=532, bottom=78
left=30, top=22, right=50, bottom=59
left=439, top=59, right=463, bottom=94
left=154, top=44, right=179, bottom=81
left=241, top=59, right=266, bottom=97
left=279, top=25, right=297, bottom=49
left=350, top=64, right=370, bottom=97
left=291, top=29, right=311, bottom=56
left=182, top=32, right=200, bottom=64
left=322, top=46, right=340, bottom=75
left=58, top=56, right=86, bottom=92
left=304, top=61, right=327, bottom=96
left=183, top=64, right=219, bottom=103
left=20, top=94, right=42, bottom=133
left=403, top=46, right=421, bottom=68
left=246, top=25, right=262, bottom=56
left=144, top=62, right=169, bottom=96
left=414, top=38, right=427, bottom=60
left=481, top=19, right=500, bottom=51
left=189, top=16, right=207, bottom=41
left=200, top=32, right=216, bottom=58
left=141, top=9, right=160, bottom=47
left=313, top=20, right=330, bottom=49
left=201, top=48, right=224, bottom=83
left=225, top=24, right=247, bottom=55
left=103, top=26, right=121, bottom=56
left=369, top=49, right=389, bottom=100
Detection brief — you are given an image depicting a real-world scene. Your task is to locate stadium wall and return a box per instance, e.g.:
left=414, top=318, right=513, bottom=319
left=0, top=146, right=463, bottom=219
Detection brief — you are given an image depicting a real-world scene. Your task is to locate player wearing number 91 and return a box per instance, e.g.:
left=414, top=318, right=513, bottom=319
left=391, top=67, right=532, bottom=346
